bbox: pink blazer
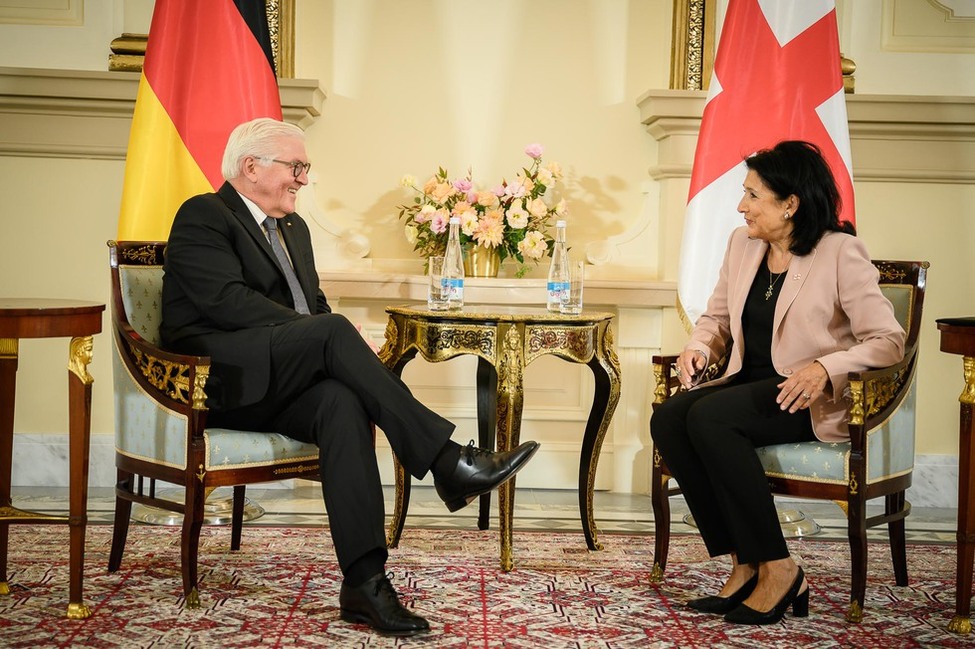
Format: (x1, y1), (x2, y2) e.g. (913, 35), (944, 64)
(686, 227), (906, 442)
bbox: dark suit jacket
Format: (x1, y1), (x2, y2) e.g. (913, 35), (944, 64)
(161, 182), (330, 410)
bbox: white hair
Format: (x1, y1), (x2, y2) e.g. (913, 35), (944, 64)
(221, 118), (305, 180)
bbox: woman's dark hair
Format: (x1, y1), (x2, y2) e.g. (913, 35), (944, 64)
(744, 140), (855, 255)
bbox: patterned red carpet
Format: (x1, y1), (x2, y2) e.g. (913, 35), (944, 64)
(0, 524), (967, 648)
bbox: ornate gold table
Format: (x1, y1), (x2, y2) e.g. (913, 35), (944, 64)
(0, 298), (104, 619)
(937, 316), (975, 635)
(379, 304), (621, 571)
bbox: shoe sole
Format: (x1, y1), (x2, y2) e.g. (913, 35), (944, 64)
(339, 610), (430, 637)
(443, 443), (540, 512)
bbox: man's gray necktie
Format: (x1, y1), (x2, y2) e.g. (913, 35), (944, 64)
(263, 217), (310, 314)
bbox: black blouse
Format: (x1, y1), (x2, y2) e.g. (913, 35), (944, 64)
(740, 258), (785, 382)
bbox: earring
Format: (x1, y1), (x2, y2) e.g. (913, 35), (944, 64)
(784, 212), (790, 219)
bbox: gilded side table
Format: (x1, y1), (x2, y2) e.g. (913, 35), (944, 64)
(937, 316), (975, 635)
(379, 305), (622, 571)
(0, 298), (104, 619)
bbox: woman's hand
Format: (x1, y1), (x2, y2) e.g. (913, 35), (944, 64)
(675, 349), (708, 390)
(777, 361), (829, 413)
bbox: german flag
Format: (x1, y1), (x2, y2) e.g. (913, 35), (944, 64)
(118, 0), (283, 240)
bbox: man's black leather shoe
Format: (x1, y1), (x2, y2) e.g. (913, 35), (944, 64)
(339, 573), (430, 636)
(434, 440), (540, 512)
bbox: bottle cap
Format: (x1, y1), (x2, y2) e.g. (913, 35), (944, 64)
(449, 216), (460, 224)
(556, 220), (566, 227)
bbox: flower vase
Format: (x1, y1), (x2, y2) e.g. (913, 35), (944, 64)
(463, 244), (501, 278)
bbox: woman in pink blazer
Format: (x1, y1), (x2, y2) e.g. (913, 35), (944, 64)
(651, 141), (905, 625)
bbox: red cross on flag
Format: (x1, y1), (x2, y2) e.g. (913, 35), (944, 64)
(678, 0), (855, 325)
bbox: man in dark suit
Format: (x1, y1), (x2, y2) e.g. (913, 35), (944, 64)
(161, 117), (539, 636)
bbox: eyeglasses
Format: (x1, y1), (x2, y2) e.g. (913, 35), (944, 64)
(263, 158), (311, 179)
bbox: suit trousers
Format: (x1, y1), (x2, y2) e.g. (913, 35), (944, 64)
(209, 313), (455, 572)
(650, 376), (815, 565)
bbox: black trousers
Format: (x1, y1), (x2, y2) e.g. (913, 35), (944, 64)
(650, 376), (815, 565)
(210, 313), (455, 573)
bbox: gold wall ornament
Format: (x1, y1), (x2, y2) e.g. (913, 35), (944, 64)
(962, 356), (975, 405)
(848, 470), (859, 496)
(107, 0), (295, 77)
(68, 335), (95, 385)
(670, 0), (716, 90)
(669, 1), (855, 94)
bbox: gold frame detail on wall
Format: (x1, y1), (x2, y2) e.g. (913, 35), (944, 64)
(670, 0), (716, 91)
(108, 0), (295, 79)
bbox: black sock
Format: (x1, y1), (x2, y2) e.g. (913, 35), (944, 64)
(344, 548), (387, 588)
(431, 439), (462, 481)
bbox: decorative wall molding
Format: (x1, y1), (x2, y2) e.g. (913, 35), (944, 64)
(0, 66), (326, 159)
(883, 0), (975, 53)
(0, 0), (83, 26)
(637, 89), (975, 183)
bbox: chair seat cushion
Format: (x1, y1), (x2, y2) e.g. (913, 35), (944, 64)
(204, 428), (319, 471)
(757, 441), (850, 484)
(757, 381), (916, 486)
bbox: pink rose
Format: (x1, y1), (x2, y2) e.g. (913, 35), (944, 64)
(453, 178), (473, 192)
(524, 143), (544, 159)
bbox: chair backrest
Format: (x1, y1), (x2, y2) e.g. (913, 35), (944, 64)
(872, 260), (928, 354)
(109, 241), (167, 346)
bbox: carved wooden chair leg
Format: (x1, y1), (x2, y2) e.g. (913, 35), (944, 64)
(181, 476), (206, 608)
(230, 485), (246, 552)
(650, 468), (672, 583)
(887, 491), (909, 586)
(107, 468), (134, 572)
(846, 496), (869, 623)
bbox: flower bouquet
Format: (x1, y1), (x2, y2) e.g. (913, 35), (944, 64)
(398, 144), (567, 277)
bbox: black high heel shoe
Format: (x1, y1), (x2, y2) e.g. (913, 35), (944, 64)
(687, 574), (758, 614)
(724, 567), (808, 625)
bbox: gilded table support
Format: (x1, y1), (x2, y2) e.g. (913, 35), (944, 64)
(379, 305), (621, 571)
(0, 299), (104, 619)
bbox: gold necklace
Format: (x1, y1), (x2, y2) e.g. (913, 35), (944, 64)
(765, 269), (784, 300)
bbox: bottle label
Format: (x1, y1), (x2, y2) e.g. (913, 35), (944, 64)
(444, 277), (464, 301)
(547, 281), (568, 301)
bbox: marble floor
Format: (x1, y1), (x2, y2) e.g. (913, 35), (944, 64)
(9, 484), (958, 544)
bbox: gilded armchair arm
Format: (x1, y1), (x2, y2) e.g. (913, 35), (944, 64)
(845, 347), (916, 451)
(651, 355), (681, 405)
(113, 321), (212, 412)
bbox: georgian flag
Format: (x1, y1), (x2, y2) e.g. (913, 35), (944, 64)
(118, 0), (282, 240)
(679, 0), (855, 324)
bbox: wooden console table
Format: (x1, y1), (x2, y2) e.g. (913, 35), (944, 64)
(379, 304), (622, 571)
(0, 298), (104, 619)
(936, 316), (975, 635)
